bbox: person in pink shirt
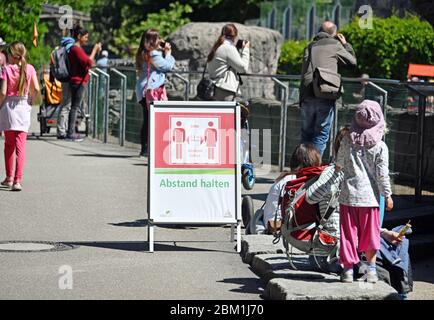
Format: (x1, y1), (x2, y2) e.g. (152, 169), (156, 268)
(0, 41), (41, 191)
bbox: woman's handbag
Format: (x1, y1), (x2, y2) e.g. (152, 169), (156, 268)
(143, 64), (168, 110)
(196, 63), (215, 101)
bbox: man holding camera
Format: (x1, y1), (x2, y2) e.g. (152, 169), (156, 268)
(299, 21), (357, 156)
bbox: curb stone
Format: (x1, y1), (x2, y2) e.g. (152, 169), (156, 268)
(240, 235), (304, 264)
(265, 278), (401, 300)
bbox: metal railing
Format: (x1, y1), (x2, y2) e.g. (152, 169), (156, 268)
(405, 84), (433, 202)
(88, 70), (99, 139)
(94, 68), (110, 143)
(272, 78), (289, 171)
(110, 68), (127, 146)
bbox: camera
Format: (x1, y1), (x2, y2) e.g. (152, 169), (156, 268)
(159, 40), (166, 49)
(236, 39), (245, 50)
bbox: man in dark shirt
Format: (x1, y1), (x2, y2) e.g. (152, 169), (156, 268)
(67, 25), (101, 141)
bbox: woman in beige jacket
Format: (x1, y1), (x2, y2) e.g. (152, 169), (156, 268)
(207, 24), (250, 101)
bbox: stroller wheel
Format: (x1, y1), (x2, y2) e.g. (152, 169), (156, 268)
(242, 164), (255, 190)
(241, 195), (254, 228)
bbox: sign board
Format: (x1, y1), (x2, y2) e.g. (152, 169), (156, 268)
(148, 101), (241, 251)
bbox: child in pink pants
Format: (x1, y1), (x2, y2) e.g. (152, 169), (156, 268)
(336, 100), (393, 283)
(0, 41), (40, 191)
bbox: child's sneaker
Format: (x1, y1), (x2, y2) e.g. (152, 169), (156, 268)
(366, 270), (378, 283)
(1, 178), (13, 188)
(12, 182), (22, 192)
(340, 270), (354, 283)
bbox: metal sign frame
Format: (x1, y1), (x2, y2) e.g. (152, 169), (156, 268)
(147, 101), (242, 252)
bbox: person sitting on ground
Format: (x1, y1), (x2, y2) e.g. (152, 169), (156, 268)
(245, 143), (322, 235)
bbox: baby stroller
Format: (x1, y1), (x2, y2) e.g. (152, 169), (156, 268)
(37, 73), (90, 137)
(37, 73), (61, 136)
(240, 101), (255, 190)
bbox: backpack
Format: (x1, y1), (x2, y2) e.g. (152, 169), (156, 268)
(276, 166), (340, 269)
(50, 46), (70, 83)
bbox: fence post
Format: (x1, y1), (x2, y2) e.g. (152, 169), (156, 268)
(94, 68), (110, 143)
(110, 68), (127, 146)
(272, 78), (289, 172)
(173, 73), (190, 101)
(415, 94), (427, 203)
(89, 70), (99, 139)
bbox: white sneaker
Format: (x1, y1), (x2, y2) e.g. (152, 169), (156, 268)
(367, 270), (378, 283)
(340, 271), (354, 283)
(12, 183), (22, 191)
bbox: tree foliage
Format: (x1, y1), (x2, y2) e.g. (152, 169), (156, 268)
(112, 2), (192, 56)
(278, 40), (308, 75)
(340, 15), (434, 80)
(0, 0), (50, 69)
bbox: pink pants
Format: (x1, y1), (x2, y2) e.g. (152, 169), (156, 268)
(339, 204), (381, 269)
(4, 130), (27, 183)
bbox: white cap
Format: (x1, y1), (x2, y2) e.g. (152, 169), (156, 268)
(101, 50), (108, 57)
(0, 37), (6, 46)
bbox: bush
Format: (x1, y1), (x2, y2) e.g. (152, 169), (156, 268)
(278, 40), (308, 75)
(340, 15), (434, 80)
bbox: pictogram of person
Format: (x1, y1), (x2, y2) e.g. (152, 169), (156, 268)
(204, 121), (218, 161)
(172, 121), (186, 160)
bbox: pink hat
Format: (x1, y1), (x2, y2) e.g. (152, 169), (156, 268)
(349, 100), (385, 147)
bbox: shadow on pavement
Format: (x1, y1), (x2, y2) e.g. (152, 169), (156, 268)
(245, 193), (267, 202)
(109, 219), (149, 227)
(133, 163), (148, 166)
(109, 220), (233, 230)
(392, 195), (434, 210)
(412, 258), (434, 285)
(254, 177), (275, 184)
(68, 153), (136, 159)
(217, 276), (264, 295)
(64, 241), (235, 253)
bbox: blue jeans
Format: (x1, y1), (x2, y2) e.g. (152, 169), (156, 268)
(300, 97), (336, 156)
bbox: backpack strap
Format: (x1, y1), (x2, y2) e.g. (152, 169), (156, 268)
(201, 62), (207, 80)
(317, 188), (340, 229)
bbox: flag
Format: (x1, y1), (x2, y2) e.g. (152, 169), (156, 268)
(33, 23), (38, 47)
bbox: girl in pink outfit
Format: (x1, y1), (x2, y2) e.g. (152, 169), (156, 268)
(335, 100), (393, 283)
(0, 41), (40, 191)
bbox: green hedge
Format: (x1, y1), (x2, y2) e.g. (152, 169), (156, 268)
(278, 39), (308, 75)
(340, 15), (434, 80)
(277, 15), (434, 80)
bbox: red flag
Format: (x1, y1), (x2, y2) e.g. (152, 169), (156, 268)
(33, 23), (38, 47)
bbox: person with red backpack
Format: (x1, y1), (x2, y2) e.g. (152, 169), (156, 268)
(244, 144), (323, 235)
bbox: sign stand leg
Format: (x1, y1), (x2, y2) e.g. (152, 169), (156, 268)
(149, 220), (154, 253)
(230, 224), (235, 242)
(237, 220), (241, 253)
